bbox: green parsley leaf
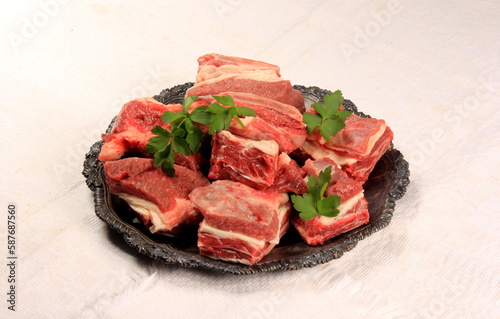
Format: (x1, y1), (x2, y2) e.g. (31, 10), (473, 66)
(151, 125), (172, 137)
(207, 103), (225, 113)
(232, 106), (256, 117)
(161, 144), (175, 177)
(153, 142), (175, 177)
(303, 112), (322, 135)
(317, 195), (341, 217)
(305, 175), (322, 203)
(189, 105), (213, 125)
(336, 109), (351, 120)
(290, 166), (342, 221)
(318, 118), (346, 143)
(323, 90), (344, 112)
(317, 167), (332, 192)
(172, 125), (187, 137)
(208, 109), (226, 134)
(312, 102), (331, 119)
(173, 136), (189, 156)
(146, 131), (169, 154)
(182, 95), (198, 112)
(209, 96), (256, 132)
(153, 143), (169, 167)
(185, 125), (205, 153)
(291, 193), (318, 221)
(162, 111), (185, 125)
(303, 90), (351, 143)
(212, 95), (235, 107)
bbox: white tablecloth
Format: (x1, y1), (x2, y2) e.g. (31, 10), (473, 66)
(1, 1), (499, 318)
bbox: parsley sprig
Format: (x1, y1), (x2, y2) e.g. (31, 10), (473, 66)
(290, 166), (341, 221)
(208, 96), (256, 134)
(146, 95), (256, 176)
(302, 90), (352, 142)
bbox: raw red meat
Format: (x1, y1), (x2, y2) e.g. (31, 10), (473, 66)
(187, 75), (305, 113)
(229, 116), (295, 152)
(292, 199), (369, 246)
(195, 53), (281, 83)
(188, 53), (305, 112)
(291, 158), (369, 245)
(301, 158), (363, 201)
(265, 153), (307, 194)
(104, 157), (210, 235)
(208, 92), (307, 153)
(208, 131), (280, 189)
(189, 180), (291, 264)
(98, 97), (204, 170)
(300, 112), (393, 181)
(99, 98), (174, 162)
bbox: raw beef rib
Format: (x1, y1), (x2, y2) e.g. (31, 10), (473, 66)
(104, 157), (210, 235)
(98, 97), (203, 170)
(208, 130), (280, 189)
(291, 158), (369, 245)
(300, 112), (393, 181)
(195, 53), (281, 83)
(187, 74), (305, 113)
(189, 180), (291, 265)
(188, 53), (305, 112)
(208, 130), (307, 193)
(208, 92), (307, 153)
(99, 98), (175, 162)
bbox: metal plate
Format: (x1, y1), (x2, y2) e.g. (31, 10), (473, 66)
(83, 83), (410, 274)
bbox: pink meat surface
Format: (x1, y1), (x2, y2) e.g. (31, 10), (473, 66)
(292, 198), (369, 246)
(189, 180), (290, 241)
(99, 98), (175, 162)
(302, 158), (363, 201)
(300, 112), (393, 181)
(323, 113), (387, 156)
(104, 157), (210, 234)
(197, 225), (277, 265)
(98, 97), (203, 170)
(189, 180), (291, 264)
(211, 92), (307, 153)
(291, 158), (369, 245)
(266, 153), (307, 194)
(186, 75), (305, 112)
(339, 127), (393, 180)
(195, 53), (281, 83)
(208, 131), (280, 189)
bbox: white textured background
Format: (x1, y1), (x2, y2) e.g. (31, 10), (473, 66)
(0, 1), (499, 318)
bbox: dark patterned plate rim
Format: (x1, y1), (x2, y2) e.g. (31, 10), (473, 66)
(82, 83), (410, 275)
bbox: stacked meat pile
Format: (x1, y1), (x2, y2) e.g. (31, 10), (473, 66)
(98, 53), (393, 265)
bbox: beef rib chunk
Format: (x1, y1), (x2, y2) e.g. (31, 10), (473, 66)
(300, 112), (393, 181)
(99, 98), (175, 162)
(210, 92), (307, 153)
(208, 131), (280, 189)
(189, 180), (291, 264)
(98, 97), (203, 170)
(188, 53), (305, 112)
(187, 74), (305, 113)
(302, 158), (363, 201)
(195, 53), (281, 83)
(291, 158), (369, 245)
(104, 157), (210, 235)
